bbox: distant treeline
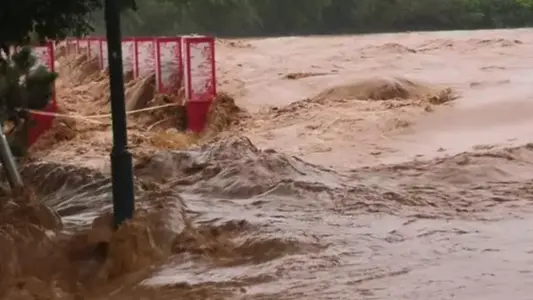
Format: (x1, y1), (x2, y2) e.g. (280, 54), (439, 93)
(91, 0), (533, 37)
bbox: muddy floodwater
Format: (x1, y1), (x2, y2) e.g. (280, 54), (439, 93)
(3, 28), (533, 300)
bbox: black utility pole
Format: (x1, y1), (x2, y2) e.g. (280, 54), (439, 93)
(104, 0), (135, 228)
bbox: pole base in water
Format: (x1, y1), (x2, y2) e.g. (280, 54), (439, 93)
(0, 132), (23, 190)
(110, 147), (135, 228)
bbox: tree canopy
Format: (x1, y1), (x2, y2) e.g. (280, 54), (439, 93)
(90, 0), (533, 37)
(0, 0), (136, 47)
(0, 0), (137, 156)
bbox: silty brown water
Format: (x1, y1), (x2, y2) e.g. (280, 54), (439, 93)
(3, 28), (533, 299)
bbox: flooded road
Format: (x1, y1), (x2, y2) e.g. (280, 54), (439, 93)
(3, 28), (533, 299)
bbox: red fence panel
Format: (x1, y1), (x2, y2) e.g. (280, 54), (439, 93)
(155, 37), (182, 94)
(78, 38), (90, 55)
(87, 37), (101, 60)
(182, 36), (216, 102)
(182, 36), (216, 132)
(28, 35), (218, 143)
(28, 41), (57, 146)
(65, 38), (77, 55)
(121, 37), (135, 75)
(100, 39), (108, 69)
(134, 37), (155, 79)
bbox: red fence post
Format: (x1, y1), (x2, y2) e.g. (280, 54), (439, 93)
(181, 36), (217, 133)
(99, 38), (104, 70)
(133, 37), (139, 78)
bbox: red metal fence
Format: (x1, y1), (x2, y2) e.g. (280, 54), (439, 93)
(29, 36), (217, 145)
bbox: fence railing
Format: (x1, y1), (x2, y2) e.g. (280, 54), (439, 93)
(27, 36), (217, 145)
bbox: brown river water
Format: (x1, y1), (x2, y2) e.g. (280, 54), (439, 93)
(2, 28), (533, 299)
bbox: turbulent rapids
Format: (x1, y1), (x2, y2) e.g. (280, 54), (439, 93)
(3, 28), (533, 299)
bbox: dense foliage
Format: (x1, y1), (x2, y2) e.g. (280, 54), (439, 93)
(91, 0), (533, 37)
(0, 48), (57, 119)
(0, 0), (136, 154)
(0, 47), (58, 156)
(0, 0), (136, 47)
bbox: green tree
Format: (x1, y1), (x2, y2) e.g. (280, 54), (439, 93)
(91, 0), (533, 37)
(0, 0), (137, 155)
(0, 0), (137, 47)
